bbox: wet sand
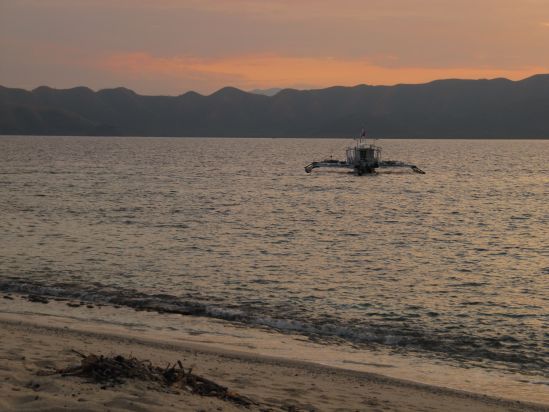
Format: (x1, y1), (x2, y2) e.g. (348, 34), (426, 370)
(1, 310), (547, 412)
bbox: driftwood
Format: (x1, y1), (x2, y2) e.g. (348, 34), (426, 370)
(26, 294), (49, 304)
(49, 351), (254, 407)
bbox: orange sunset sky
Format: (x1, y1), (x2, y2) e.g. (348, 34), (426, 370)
(1, 0), (549, 95)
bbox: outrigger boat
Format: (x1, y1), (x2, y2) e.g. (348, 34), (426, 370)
(304, 132), (425, 175)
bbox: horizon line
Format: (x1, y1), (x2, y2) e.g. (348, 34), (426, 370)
(2, 73), (548, 98)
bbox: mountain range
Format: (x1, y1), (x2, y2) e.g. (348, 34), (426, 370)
(1, 75), (548, 138)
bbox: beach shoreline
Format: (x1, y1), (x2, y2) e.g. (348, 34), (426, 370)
(1, 305), (547, 411)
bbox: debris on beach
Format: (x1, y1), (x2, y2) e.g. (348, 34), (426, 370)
(45, 350), (254, 407)
(26, 295), (49, 304)
(66, 302), (81, 307)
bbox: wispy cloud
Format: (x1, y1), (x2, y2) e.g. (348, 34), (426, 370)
(3, 1), (549, 93)
(96, 52), (548, 94)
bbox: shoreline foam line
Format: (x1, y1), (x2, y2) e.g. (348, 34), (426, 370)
(1, 280), (546, 377)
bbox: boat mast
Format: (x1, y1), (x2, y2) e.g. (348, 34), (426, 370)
(356, 127), (366, 147)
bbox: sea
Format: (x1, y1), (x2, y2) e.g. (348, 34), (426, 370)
(0, 136), (547, 402)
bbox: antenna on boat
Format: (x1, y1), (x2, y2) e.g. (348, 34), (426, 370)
(355, 127), (366, 146)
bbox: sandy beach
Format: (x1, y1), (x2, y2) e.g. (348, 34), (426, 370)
(1, 299), (547, 412)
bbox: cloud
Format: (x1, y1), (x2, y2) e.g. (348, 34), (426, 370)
(3, 1), (549, 93)
(96, 52), (548, 94)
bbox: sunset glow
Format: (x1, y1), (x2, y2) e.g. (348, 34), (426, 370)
(99, 52), (547, 94)
(1, 0), (549, 94)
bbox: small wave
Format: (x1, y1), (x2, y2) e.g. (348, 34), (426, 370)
(0, 278), (547, 377)
(450, 282), (489, 287)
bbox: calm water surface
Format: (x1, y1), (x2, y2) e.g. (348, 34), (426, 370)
(0, 136), (547, 379)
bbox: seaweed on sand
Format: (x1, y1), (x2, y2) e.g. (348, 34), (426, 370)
(42, 350), (254, 407)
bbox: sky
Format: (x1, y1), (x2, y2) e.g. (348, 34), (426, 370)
(1, 0), (549, 95)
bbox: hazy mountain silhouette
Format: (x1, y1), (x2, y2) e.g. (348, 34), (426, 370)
(249, 88), (283, 96)
(1, 75), (548, 137)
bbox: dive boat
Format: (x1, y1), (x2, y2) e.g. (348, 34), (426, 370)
(304, 132), (425, 175)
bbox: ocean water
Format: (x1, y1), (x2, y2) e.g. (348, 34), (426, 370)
(0, 136), (547, 383)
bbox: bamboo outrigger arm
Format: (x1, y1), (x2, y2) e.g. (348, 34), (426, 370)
(304, 161), (350, 173)
(304, 160), (425, 174)
(378, 160), (426, 174)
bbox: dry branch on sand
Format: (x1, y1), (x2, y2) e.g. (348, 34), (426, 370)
(41, 350), (254, 407)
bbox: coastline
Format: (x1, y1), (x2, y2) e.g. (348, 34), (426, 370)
(1, 298), (547, 411)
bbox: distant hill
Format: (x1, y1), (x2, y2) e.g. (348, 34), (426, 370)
(1, 75), (549, 138)
(249, 88), (283, 96)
